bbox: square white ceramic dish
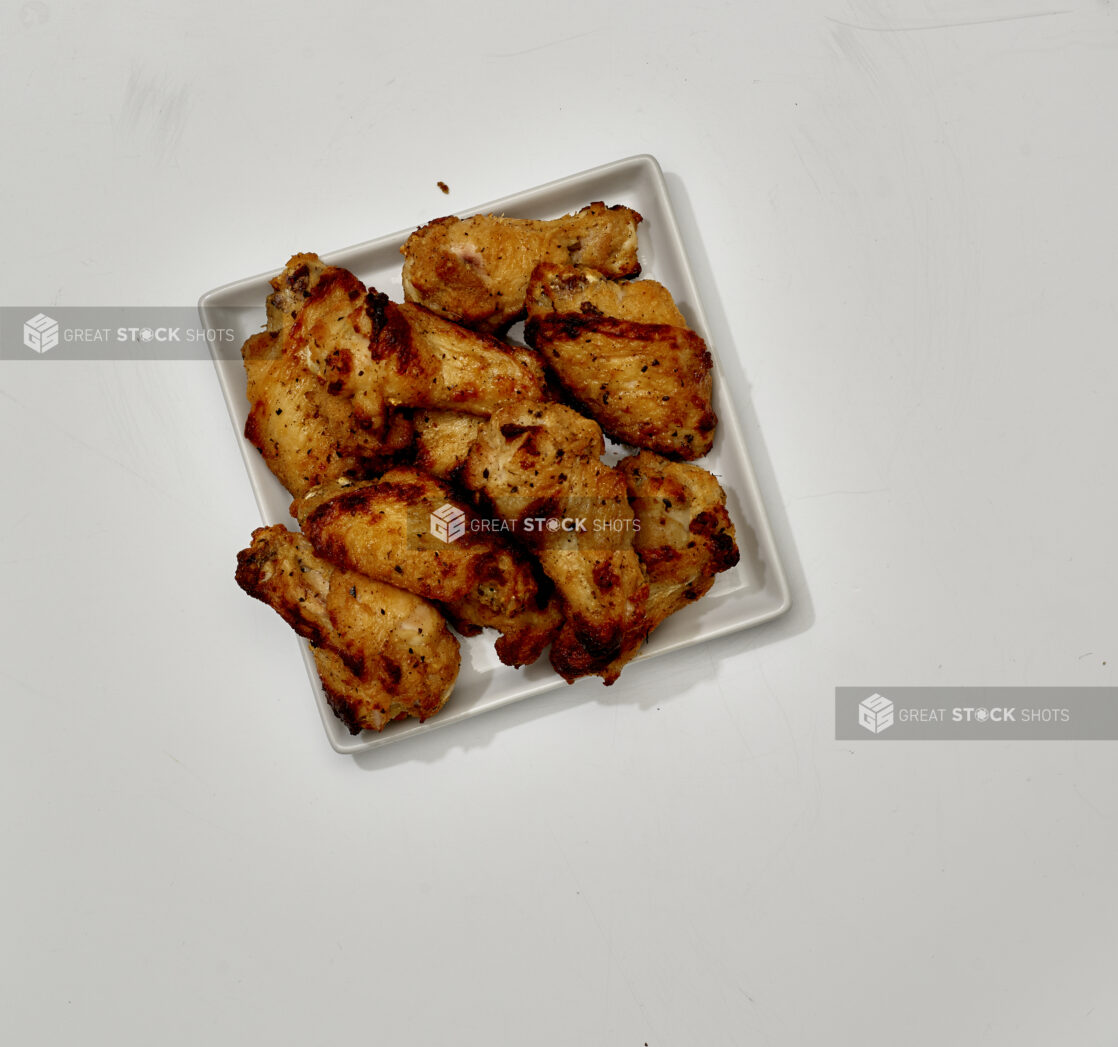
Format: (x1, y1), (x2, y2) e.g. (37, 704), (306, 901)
(200, 154), (790, 753)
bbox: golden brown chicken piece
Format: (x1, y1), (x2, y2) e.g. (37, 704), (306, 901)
(524, 263), (717, 461)
(600, 451), (740, 677)
(412, 408), (483, 485)
(242, 329), (413, 500)
(234, 525), (460, 733)
(525, 262), (687, 325)
(292, 468), (561, 668)
(400, 203), (642, 333)
(461, 403), (649, 684)
(242, 253), (418, 499)
(273, 254), (549, 425)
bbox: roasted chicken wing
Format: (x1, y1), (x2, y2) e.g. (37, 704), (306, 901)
(525, 261), (687, 325)
(400, 203), (642, 333)
(524, 263), (717, 460)
(272, 254), (549, 423)
(461, 403), (649, 683)
(241, 253), (415, 498)
(293, 468), (561, 668)
(234, 525), (460, 733)
(600, 451), (740, 677)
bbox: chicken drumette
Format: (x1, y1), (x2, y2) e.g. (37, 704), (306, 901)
(234, 525), (460, 733)
(241, 254), (413, 498)
(262, 253), (549, 437)
(400, 202), (642, 333)
(600, 450), (741, 677)
(292, 467), (561, 668)
(461, 403), (650, 684)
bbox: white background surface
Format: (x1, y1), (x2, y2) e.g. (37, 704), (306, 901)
(2, 2), (1116, 1044)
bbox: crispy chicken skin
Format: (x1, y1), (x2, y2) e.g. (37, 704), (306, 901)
(242, 329), (413, 500)
(600, 451), (740, 677)
(412, 408), (483, 485)
(525, 262), (687, 326)
(242, 254), (417, 499)
(461, 403), (649, 684)
(265, 251), (328, 334)
(292, 468), (561, 668)
(273, 254), (549, 424)
(400, 203), (642, 333)
(234, 525), (459, 733)
(524, 263), (717, 461)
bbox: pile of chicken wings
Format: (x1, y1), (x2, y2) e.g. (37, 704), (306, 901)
(235, 203), (740, 734)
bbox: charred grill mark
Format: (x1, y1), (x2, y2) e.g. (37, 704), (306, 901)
(639, 545), (682, 571)
(243, 404), (264, 448)
(336, 645), (366, 681)
(233, 544), (269, 594)
(690, 509), (740, 571)
(365, 290), (392, 337)
(381, 658), (403, 695)
(592, 560), (620, 591)
(535, 313), (701, 348)
(304, 266), (365, 308)
(304, 528), (357, 575)
(577, 630), (622, 663)
(545, 312), (598, 343)
(365, 292), (417, 371)
(551, 617), (625, 678)
(520, 495), (562, 526)
(305, 479), (444, 538)
(710, 530), (740, 571)
(311, 489), (374, 520)
(499, 422), (543, 441)
(321, 684), (363, 735)
(372, 480), (430, 506)
(606, 202), (643, 220)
